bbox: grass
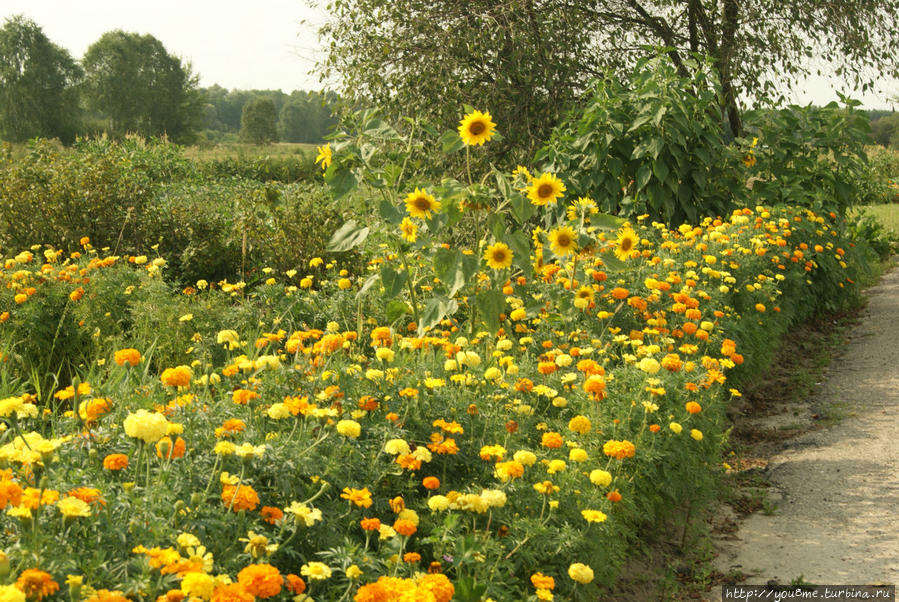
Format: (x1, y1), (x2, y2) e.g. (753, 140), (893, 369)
(854, 203), (899, 236)
(182, 141), (317, 161)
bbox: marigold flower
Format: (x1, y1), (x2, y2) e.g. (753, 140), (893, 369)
(210, 583), (254, 602)
(567, 415), (591, 435)
(300, 562), (332, 581)
(360, 517), (381, 531)
(393, 519), (417, 537)
(341, 487), (373, 508)
(691, 429), (704, 441)
(113, 348), (141, 367)
(15, 569), (59, 600)
(160, 366), (193, 388)
(685, 401), (702, 414)
(540, 432), (564, 449)
(260, 506), (284, 525)
(156, 437), (186, 460)
(57, 496), (91, 518)
(531, 572), (555, 590)
(237, 563), (283, 599)
(336, 420), (361, 438)
(602, 439), (636, 460)
(221, 484), (260, 512)
(123, 409), (170, 443)
(422, 476), (440, 490)
(589, 469), (612, 487)
(568, 563), (595, 584)
(581, 509), (607, 523)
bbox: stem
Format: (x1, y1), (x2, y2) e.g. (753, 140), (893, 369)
(398, 251), (421, 327)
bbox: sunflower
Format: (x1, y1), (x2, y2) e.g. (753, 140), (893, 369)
(404, 188), (441, 219)
(458, 110), (497, 146)
(484, 242), (514, 270)
(399, 217), (417, 243)
(314, 144), (332, 170)
(526, 173), (566, 206)
(614, 227), (639, 261)
(548, 226), (578, 257)
(575, 286), (595, 303)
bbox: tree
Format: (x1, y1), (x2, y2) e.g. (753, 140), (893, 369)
(240, 97), (278, 144)
(0, 15), (82, 143)
(82, 31), (202, 142)
(316, 0), (899, 154)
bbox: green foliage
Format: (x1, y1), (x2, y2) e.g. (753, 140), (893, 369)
(869, 113), (899, 148)
(743, 99), (873, 215)
(200, 153), (316, 184)
(0, 15), (82, 143)
(240, 97), (279, 145)
(0, 138), (355, 285)
(318, 0), (899, 157)
(537, 56), (743, 225)
(854, 146), (899, 205)
(82, 30), (202, 143)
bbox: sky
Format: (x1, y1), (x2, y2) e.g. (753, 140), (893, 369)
(2, 1), (897, 108)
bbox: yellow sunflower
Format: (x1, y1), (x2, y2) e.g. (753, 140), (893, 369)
(314, 144), (332, 170)
(548, 226), (578, 257)
(526, 172), (566, 206)
(614, 227), (639, 261)
(399, 217), (417, 243)
(484, 242), (514, 270)
(575, 285), (595, 303)
(404, 188), (441, 219)
(458, 110), (497, 146)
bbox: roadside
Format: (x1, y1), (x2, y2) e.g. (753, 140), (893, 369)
(711, 260), (899, 589)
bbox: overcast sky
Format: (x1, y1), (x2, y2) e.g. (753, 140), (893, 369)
(2, 1), (897, 109)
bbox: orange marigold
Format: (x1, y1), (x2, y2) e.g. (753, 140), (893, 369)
(422, 476), (440, 490)
(285, 574), (306, 595)
(221, 484), (260, 512)
(113, 348), (142, 367)
(685, 401), (702, 414)
(260, 506), (284, 525)
(540, 432), (564, 449)
(360, 517), (381, 531)
(602, 439), (636, 460)
(210, 583), (255, 602)
(103, 454), (129, 471)
(160, 366), (192, 388)
(393, 519), (417, 537)
(530, 572), (555, 590)
(237, 564), (283, 599)
(156, 436), (186, 459)
(15, 569), (59, 600)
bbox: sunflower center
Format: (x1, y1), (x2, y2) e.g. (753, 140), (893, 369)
(620, 237), (633, 252)
(493, 249), (507, 262)
(469, 121), (486, 135)
(556, 233), (571, 247)
(413, 197), (431, 211)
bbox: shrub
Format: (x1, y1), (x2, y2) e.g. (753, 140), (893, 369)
(536, 56), (745, 225)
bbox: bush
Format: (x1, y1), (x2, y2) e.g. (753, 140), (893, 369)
(743, 100), (872, 215)
(536, 56), (745, 225)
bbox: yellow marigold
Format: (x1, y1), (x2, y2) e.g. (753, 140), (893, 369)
(160, 366), (193, 388)
(300, 562), (332, 581)
(567, 415), (592, 435)
(232, 389), (258, 405)
(0, 585), (25, 602)
(56, 496), (91, 518)
(113, 348), (141, 367)
(15, 569), (59, 600)
(341, 487), (373, 508)
(589, 469), (612, 487)
(581, 509), (607, 523)
(180, 573), (214, 599)
(602, 439), (636, 460)
(237, 564), (283, 599)
(568, 563), (595, 584)
(530, 572), (555, 590)
(123, 409), (169, 443)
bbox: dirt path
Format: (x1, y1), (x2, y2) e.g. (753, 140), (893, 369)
(713, 264), (899, 588)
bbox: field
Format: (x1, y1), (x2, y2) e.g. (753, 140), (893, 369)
(0, 112), (895, 601)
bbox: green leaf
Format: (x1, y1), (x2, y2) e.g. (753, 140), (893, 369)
(506, 230), (533, 278)
(380, 265), (408, 298)
(420, 297), (459, 333)
(439, 130), (464, 154)
(474, 289), (506, 334)
(355, 274), (379, 299)
(493, 169), (514, 200)
(324, 167), (357, 200)
(487, 213), (506, 241)
(636, 164), (652, 190)
(379, 199), (404, 225)
(327, 220), (369, 252)
(386, 299), (412, 322)
(591, 212), (625, 230)
(599, 250), (628, 272)
(510, 192), (536, 224)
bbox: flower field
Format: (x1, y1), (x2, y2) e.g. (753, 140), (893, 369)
(0, 112), (876, 601)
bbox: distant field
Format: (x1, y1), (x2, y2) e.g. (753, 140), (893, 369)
(183, 141), (318, 161)
(856, 204), (899, 235)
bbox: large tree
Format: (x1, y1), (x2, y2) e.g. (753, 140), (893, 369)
(0, 15), (82, 143)
(316, 0), (899, 155)
(240, 97), (279, 144)
(82, 31), (202, 142)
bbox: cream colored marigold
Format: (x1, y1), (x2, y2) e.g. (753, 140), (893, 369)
(123, 409), (169, 443)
